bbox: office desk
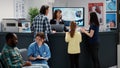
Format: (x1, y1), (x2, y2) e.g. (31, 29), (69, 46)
(48, 32), (117, 68)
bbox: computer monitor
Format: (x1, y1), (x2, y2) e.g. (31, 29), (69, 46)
(52, 7), (84, 27)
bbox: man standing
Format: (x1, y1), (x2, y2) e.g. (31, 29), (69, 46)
(1, 33), (31, 68)
(31, 5), (52, 41)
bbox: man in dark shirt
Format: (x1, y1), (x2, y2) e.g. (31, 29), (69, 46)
(1, 33), (31, 68)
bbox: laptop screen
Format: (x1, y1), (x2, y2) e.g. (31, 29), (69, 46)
(51, 24), (64, 32)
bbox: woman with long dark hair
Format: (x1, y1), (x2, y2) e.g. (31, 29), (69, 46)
(81, 12), (100, 68)
(65, 21), (82, 68)
(50, 9), (68, 32)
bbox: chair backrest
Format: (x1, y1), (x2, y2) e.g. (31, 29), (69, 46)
(19, 48), (28, 61)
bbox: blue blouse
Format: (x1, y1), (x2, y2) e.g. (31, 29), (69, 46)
(88, 24), (99, 44)
(28, 42), (51, 64)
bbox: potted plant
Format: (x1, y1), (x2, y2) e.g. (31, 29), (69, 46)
(28, 7), (39, 23)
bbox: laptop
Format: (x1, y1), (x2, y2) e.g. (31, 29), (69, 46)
(51, 24), (64, 32)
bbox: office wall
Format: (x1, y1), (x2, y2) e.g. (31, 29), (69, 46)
(0, 0), (14, 31)
(26, 0), (107, 30)
(0, 1), (28, 19)
(0, 0), (32, 21)
(0, 0), (106, 30)
(0, 0), (29, 31)
(24, 0), (29, 19)
(0, 0), (54, 31)
(53, 0), (106, 30)
(26, 0), (44, 20)
(0, 0), (14, 21)
(28, 0), (54, 19)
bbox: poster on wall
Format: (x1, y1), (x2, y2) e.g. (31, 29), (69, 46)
(14, 0), (25, 18)
(106, 13), (117, 28)
(88, 3), (106, 32)
(88, 3), (104, 25)
(106, 0), (117, 11)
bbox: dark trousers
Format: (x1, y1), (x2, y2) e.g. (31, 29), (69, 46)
(87, 42), (100, 68)
(69, 54), (80, 68)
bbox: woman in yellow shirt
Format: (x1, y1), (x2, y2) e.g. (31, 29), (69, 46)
(65, 21), (82, 68)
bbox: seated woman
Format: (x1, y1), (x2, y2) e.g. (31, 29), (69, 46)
(50, 9), (68, 32)
(28, 32), (51, 67)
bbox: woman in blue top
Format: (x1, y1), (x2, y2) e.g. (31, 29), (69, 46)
(81, 12), (100, 68)
(28, 32), (51, 67)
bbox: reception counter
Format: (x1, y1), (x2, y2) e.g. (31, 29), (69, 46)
(0, 32), (118, 68)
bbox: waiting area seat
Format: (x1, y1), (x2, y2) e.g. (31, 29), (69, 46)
(19, 48), (28, 61)
(0, 49), (49, 68)
(0, 49), (28, 68)
(19, 48), (49, 68)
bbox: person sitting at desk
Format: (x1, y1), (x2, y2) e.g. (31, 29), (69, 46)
(50, 9), (68, 32)
(1, 33), (31, 68)
(28, 32), (51, 66)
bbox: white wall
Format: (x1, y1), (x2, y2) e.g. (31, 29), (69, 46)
(0, 0), (14, 31)
(0, 0), (30, 21)
(0, 0), (14, 21)
(24, 0), (30, 19)
(53, 0), (68, 7)
(0, 0), (30, 31)
(27, 0), (54, 20)
(0, 0), (59, 22)
(53, 0), (106, 30)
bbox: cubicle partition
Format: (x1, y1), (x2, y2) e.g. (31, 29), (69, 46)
(0, 32), (117, 68)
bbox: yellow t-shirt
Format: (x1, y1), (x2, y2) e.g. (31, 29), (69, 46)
(65, 32), (82, 54)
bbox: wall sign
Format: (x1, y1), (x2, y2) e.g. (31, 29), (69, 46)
(14, 0), (25, 18)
